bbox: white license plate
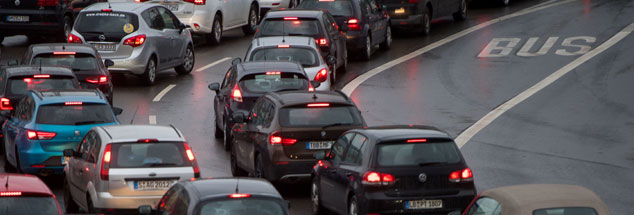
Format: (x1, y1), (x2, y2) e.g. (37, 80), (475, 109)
(93, 43), (116, 51)
(306, 141), (334, 150)
(166, 4), (178, 11)
(6, 15), (29, 23)
(134, 180), (175, 190)
(406, 200), (442, 209)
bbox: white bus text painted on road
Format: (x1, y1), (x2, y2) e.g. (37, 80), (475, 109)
(478, 36), (596, 57)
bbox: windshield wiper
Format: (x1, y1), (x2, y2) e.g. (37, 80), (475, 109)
(74, 120), (106, 125)
(321, 123), (353, 130)
(148, 163), (179, 167)
(418, 162), (448, 167)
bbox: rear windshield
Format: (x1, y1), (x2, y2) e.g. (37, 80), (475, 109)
(299, 0), (355, 17)
(377, 141), (462, 167)
(250, 47), (320, 67)
(533, 208), (598, 215)
(7, 76), (77, 97)
(36, 103), (115, 125)
(33, 53), (99, 71)
(0, 197), (59, 214)
(239, 73), (309, 93)
(110, 142), (191, 168)
(76, 11), (139, 34)
(258, 18), (323, 38)
(199, 198), (284, 215)
(279, 105), (363, 127)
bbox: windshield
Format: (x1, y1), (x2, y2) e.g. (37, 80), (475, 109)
(299, 0), (355, 17)
(279, 105), (364, 127)
(110, 142), (192, 168)
(7, 76), (77, 97)
(250, 48), (320, 67)
(258, 19), (323, 38)
(36, 103), (115, 125)
(199, 198), (284, 215)
(0, 197), (60, 215)
(76, 11), (139, 34)
(239, 73), (310, 93)
(33, 53), (98, 71)
(376, 141), (462, 167)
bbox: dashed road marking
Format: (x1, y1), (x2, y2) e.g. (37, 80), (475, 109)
(195, 57), (231, 72)
(149, 115), (157, 125)
(153, 84), (176, 102)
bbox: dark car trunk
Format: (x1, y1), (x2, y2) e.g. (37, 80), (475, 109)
(280, 126), (360, 159)
(375, 165), (469, 197)
(379, 0), (418, 19)
(0, 0), (55, 10)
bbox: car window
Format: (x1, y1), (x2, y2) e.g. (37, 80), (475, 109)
(466, 197), (501, 215)
(376, 140), (462, 167)
(0, 197), (60, 214)
(157, 7), (178, 29)
(158, 185), (189, 215)
(33, 53), (98, 71)
(88, 133), (102, 163)
(76, 11), (139, 34)
(366, 0), (379, 12)
(360, 0), (371, 15)
(343, 134), (366, 165)
(142, 7), (165, 30)
(279, 105), (364, 127)
(17, 96), (35, 121)
(81, 131), (96, 161)
(110, 142), (190, 168)
(238, 73), (310, 93)
(6, 76), (77, 97)
(199, 198), (284, 215)
(250, 47), (320, 67)
(261, 99), (276, 128)
(221, 68), (232, 89)
(36, 103), (115, 125)
(331, 133), (355, 163)
(258, 18), (323, 38)
(299, 0), (355, 17)
(533, 207), (598, 215)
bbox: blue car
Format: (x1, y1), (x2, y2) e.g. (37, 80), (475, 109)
(2, 90), (121, 176)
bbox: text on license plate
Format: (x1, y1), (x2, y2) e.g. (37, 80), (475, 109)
(6, 15), (29, 22)
(134, 180), (175, 190)
(406, 200), (442, 209)
(306, 141), (334, 150)
(166, 4), (178, 11)
(93, 43), (116, 51)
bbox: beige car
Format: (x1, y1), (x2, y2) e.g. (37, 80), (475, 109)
(462, 184), (609, 215)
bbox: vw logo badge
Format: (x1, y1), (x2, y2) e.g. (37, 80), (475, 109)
(74, 131), (81, 136)
(14, 0), (20, 6)
(98, 35), (106, 41)
(320, 131), (326, 138)
(418, 173), (427, 183)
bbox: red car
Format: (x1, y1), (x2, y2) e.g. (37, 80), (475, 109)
(0, 173), (63, 215)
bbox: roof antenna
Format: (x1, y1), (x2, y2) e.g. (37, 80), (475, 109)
(282, 18), (286, 43)
(234, 178), (240, 194)
(39, 59), (42, 74)
(5, 175), (9, 188)
(108, 1), (112, 8)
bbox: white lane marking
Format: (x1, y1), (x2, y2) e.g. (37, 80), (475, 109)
(341, 0), (577, 95)
(455, 21), (634, 148)
(149, 115), (157, 125)
(152, 84), (176, 102)
(195, 57), (231, 72)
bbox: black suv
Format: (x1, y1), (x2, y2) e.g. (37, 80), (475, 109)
(229, 90), (366, 183)
(379, 0), (467, 35)
(311, 125), (476, 215)
(298, 0), (391, 60)
(0, 0), (98, 42)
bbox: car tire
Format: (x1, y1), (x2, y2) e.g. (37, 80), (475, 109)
(230, 145), (248, 176)
(421, 7), (431, 35)
(143, 57), (157, 85)
(175, 45), (195, 74)
(380, 25), (392, 50)
(254, 154), (266, 179)
(59, 16), (72, 42)
(0, 35), (4, 44)
(86, 196), (95, 213)
(361, 35), (372, 61)
(64, 180), (80, 213)
(13, 147), (21, 173)
(207, 15), (222, 45)
(348, 195), (359, 215)
(453, 0), (467, 21)
(311, 180), (328, 215)
(242, 5), (258, 35)
(223, 118), (231, 151)
(338, 49), (348, 73)
(500, 0), (510, 6)
(3, 145), (14, 172)
(214, 120), (223, 138)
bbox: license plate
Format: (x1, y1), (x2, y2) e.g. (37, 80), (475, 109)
(394, 8), (405, 14)
(134, 180), (175, 190)
(406, 200), (442, 209)
(6, 15), (29, 23)
(306, 141), (334, 150)
(92, 43), (116, 51)
(166, 4), (178, 11)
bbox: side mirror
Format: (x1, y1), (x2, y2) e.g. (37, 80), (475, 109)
(232, 112), (246, 124)
(104, 59), (114, 67)
(112, 107), (123, 116)
(327, 55), (336, 66)
(310, 80), (321, 89)
(208, 83), (220, 92)
(7, 60), (18, 66)
(63, 149), (78, 157)
(314, 151), (326, 160)
(231, 58), (242, 66)
(138, 205), (153, 215)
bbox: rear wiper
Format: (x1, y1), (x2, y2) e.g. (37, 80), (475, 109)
(321, 122), (352, 130)
(418, 162), (448, 167)
(287, 33), (307, 36)
(74, 120), (106, 125)
(148, 163), (179, 167)
(80, 31), (105, 34)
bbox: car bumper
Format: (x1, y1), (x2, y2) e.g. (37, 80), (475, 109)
(176, 10), (213, 34)
(345, 30), (366, 50)
(18, 147), (65, 175)
(259, 0), (290, 9)
(362, 189), (476, 214)
(94, 192), (162, 210)
(105, 46), (152, 75)
(265, 159), (314, 182)
(390, 14), (424, 27)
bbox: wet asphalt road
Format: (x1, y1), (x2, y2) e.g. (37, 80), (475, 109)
(1, 0), (633, 214)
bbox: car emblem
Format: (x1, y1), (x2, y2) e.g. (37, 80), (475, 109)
(74, 131), (81, 136)
(14, 0), (20, 6)
(320, 131), (326, 138)
(418, 173), (427, 183)
(98, 35), (106, 41)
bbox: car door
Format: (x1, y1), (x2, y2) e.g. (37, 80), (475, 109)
(71, 131), (97, 208)
(156, 7), (183, 67)
(323, 14), (345, 68)
(141, 7), (171, 67)
(333, 133), (367, 212)
(68, 134), (91, 208)
(224, 0), (241, 27)
(366, 0), (387, 42)
(320, 132), (354, 210)
(235, 100), (262, 170)
(157, 184), (190, 215)
(3, 98), (27, 164)
(217, 66), (237, 129)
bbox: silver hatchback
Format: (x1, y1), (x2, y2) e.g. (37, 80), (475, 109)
(69, 3), (195, 85)
(62, 125), (200, 213)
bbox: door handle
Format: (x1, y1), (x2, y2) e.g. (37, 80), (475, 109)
(345, 172), (352, 177)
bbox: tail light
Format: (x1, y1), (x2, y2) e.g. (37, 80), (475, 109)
(314, 68), (328, 83)
(123, 34), (146, 47)
(68, 34), (82, 44)
(86, 76), (108, 84)
(184, 0), (205, 5)
(0, 192), (22, 196)
(307, 103), (329, 107)
(269, 132), (297, 146)
(229, 193), (251, 198)
(0, 98), (12, 111)
(408, 0), (419, 3)
(134, 0), (148, 2)
(362, 171), (395, 186)
(231, 84), (243, 102)
(37, 0), (58, 6)
(183, 142), (200, 178)
(449, 168), (473, 183)
(316, 38), (328, 46)
(100, 144), (112, 180)
(283, 17), (298, 20)
(26, 130), (57, 140)
(347, 19), (361, 30)
(64, 101), (83, 105)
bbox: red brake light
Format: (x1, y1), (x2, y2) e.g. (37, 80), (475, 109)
(362, 171), (395, 186)
(283, 17), (298, 20)
(137, 139), (158, 143)
(68, 34), (82, 44)
(266, 71), (281, 75)
(408, 0), (419, 3)
(449, 168), (473, 182)
(316, 38), (328, 46)
(183, 142), (200, 177)
(27, 130), (57, 140)
(101, 144), (111, 180)
(0, 98), (12, 111)
(347, 19), (361, 31)
(407, 139), (427, 143)
(86, 76), (108, 84)
(123, 34), (146, 47)
(307, 103), (330, 107)
(229, 193), (251, 198)
(184, 143), (195, 161)
(461, 168), (473, 180)
(134, 0), (149, 2)
(53, 52), (76, 55)
(269, 132), (297, 146)
(278, 44), (290, 48)
(318, 0), (335, 1)
(231, 84), (243, 102)
(37, 0), (58, 6)
(314, 68), (328, 82)
(33, 75), (50, 78)
(0, 192), (22, 196)
(65, 101), (82, 106)
(184, 0), (205, 5)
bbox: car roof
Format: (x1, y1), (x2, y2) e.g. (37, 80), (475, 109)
(0, 173), (54, 196)
(352, 125), (451, 141)
(480, 184), (610, 215)
(265, 9), (324, 19)
(265, 90), (352, 106)
(83, 2), (150, 13)
(237, 61), (305, 76)
(185, 178), (281, 200)
(98, 125), (184, 143)
(31, 89), (106, 105)
(252, 36), (317, 48)
(2, 66), (76, 77)
(28, 43), (98, 56)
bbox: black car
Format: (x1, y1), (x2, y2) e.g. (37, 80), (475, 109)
(298, 0), (391, 60)
(379, 0), (467, 35)
(230, 90), (366, 183)
(0, 0), (98, 43)
(208, 61), (316, 151)
(311, 125), (477, 215)
(138, 178), (289, 215)
(20, 43), (115, 104)
(255, 9), (348, 73)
